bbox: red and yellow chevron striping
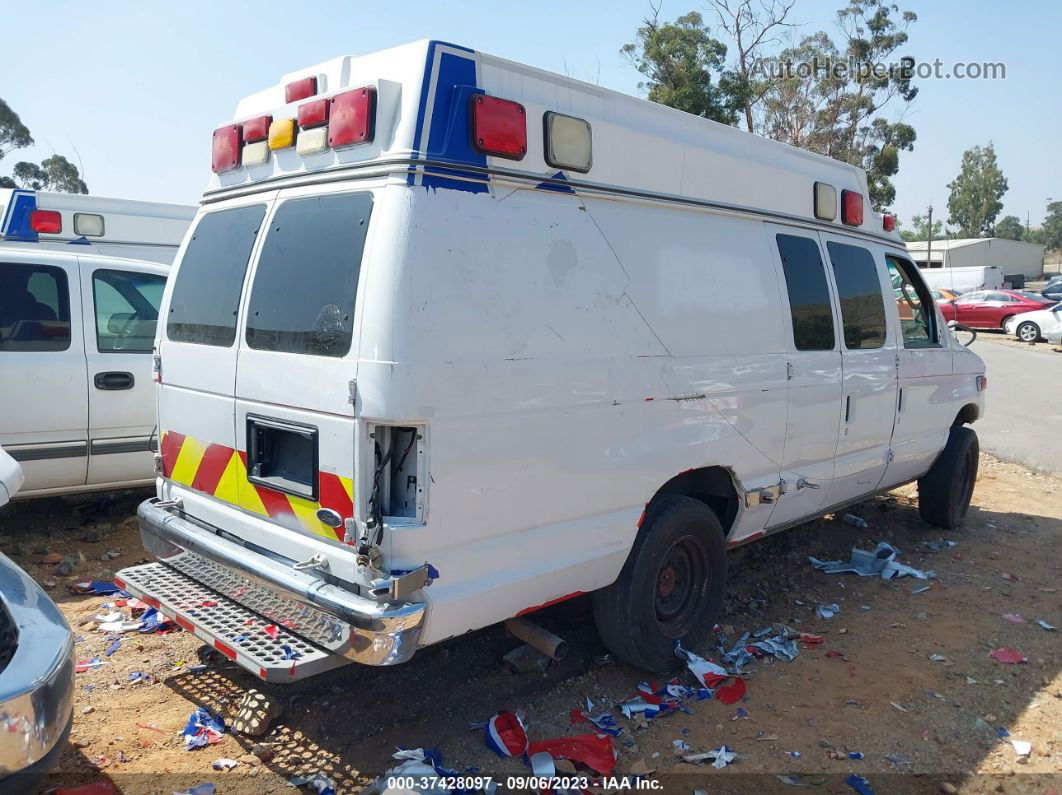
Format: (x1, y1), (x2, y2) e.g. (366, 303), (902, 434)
(158, 430), (354, 542)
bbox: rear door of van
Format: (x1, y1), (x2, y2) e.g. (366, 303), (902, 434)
(231, 184), (371, 550)
(156, 192), (275, 522)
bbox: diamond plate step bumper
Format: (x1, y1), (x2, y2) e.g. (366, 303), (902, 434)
(116, 562), (350, 682)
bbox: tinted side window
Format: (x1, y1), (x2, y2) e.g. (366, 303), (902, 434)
(246, 193), (373, 357)
(0, 263), (71, 352)
(167, 205), (266, 346)
(776, 234), (835, 351)
(886, 255), (938, 348)
(93, 269), (167, 353)
(825, 242), (887, 350)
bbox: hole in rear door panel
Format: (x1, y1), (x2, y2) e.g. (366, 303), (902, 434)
(247, 415), (318, 501)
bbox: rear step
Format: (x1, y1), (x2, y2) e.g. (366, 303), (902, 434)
(116, 562), (351, 682)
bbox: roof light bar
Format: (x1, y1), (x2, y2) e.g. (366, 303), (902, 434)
(882, 213), (897, 232)
(296, 126), (328, 155)
(329, 87), (376, 148)
(243, 115), (271, 143)
(841, 189), (864, 226)
(268, 118), (296, 150)
(211, 124), (242, 173)
(544, 112), (592, 172)
(73, 212), (104, 237)
(471, 94), (527, 160)
(285, 76), (317, 103)
(30, 209), (62, 234)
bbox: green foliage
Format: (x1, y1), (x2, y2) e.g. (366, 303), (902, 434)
(1041, 201), (1062, 252)
(899, 212), (943, 242)
(0, 98), (33, 160)
(622, 10), (744, 124)
(992, 215), (1025, 241)
(946, 143), (1008, 237)
(0, 98), (88, 194)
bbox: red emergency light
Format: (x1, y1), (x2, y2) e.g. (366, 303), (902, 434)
(285, 76), (317, 103)
(212, 124), (242, 173)
(841, 189), (864, 226)
(30, 209), (62, 234)
(242, 115), (271, 143)
(298, 99), (329, 129)
(329, 87), (376, 148)
(471, 94), (526, 160)
(882, 213), (897, 232)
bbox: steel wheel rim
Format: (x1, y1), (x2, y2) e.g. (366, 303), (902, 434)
(655, 534), (709, 634)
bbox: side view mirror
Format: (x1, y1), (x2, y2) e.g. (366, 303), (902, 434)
(948, 320), (977, 347)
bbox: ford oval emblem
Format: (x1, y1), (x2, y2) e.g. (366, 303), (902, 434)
(316, 508), (344, 528)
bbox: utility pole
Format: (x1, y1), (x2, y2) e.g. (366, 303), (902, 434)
(926, 205), (934, 272)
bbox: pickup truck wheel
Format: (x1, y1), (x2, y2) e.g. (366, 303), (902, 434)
(593, 495), (726, 673)
(918, 426), (979, 529)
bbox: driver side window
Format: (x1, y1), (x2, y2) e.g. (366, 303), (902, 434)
(886, 255), (939, 348)
(92, 269), (166, 353)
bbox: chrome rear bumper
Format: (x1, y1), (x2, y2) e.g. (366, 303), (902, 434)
(126, 499), (424, 667)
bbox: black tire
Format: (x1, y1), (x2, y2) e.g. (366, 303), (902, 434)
(918, 426), (979, 529)
(1016, 321), (1040, 343)
(593, 495), (726, 673)
(1000, 315), (1014, 330)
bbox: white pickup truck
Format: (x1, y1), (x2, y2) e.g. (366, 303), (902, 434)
(0, 190), (194, 496)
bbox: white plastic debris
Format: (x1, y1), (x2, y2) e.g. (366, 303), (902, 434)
(1037, 620), (1056, 631)
(810, 541), (934, 580)
(816, 604), (840, 619)
(212, 758), (239, 770)
(1011, 740), (1032, 757)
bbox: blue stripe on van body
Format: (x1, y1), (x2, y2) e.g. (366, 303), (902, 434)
(409, 42), (487, 194)
(0, 190), (38, 242)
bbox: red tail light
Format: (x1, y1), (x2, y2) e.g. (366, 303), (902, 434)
(285, 76), (317, 103)
(30, 209), (62, 234)
(329, 87), (376, 148)
(471, 94), (526, 159)
(242, 115), (271, 143)
(211, 124), (242, 173)
(298, 99), (329, 129)
(841, 189), (864, 226)
(882, 213), (897, 232)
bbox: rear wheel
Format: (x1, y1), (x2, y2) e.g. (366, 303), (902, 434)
(593, 495), (726, 673)
(1016, 321), (1040, 342)
(918, 426), (979, 529)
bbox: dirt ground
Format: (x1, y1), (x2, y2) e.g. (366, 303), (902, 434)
(2, 454), (1060, 794)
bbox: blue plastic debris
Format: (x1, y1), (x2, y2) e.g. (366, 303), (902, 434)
(996, 727), (1010, 738)
(181, 707), (225, 750)
(920, 540), (957, 552)
(810, 541), (933, 580)
(848, 751), (864, 759)
(816, 604), (841, 620)
(1038, 620), (1056, 631)
(786, 751), (801, 759)
(752, 635), (800, 660)
(104, 638), (121, 657)
(845, 773), (875, 795)
(173, 784), (215, 795)
(281, 644), (302, 660)
(288, 772), (336, 795)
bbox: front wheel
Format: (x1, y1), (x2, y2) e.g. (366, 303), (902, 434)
(918, 426), (979, 529)
(1000, 315), (1015, 330)
(1017, 321), (1040, 342)
(593, 495), (726, 673)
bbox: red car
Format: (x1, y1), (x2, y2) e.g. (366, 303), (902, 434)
(939, 289), (1055, 329)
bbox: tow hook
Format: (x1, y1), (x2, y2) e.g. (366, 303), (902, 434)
(368, 565), (433, 601)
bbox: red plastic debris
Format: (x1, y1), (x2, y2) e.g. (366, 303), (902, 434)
(1001, 572), (1019, 582)
(263, 624), (280, 639)
(527, 733), (616, 775)
(200, 600), (218, 607)
(1001, 613), (1026, 623)
(825, 650), (847, 659)
(798, 633), (825, 646)
(989, 648), (1027, 664)
(715, 677), (747, 705)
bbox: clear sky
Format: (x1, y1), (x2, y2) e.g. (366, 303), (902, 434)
(4, 0), (1057, 228)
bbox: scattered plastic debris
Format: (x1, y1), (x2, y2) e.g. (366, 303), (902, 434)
(673, 739), (691, 752)
(920, 540), (956, 552)
(527, 733), (616, 775)
(842, 514), (868, 528)
(785, 751), (801, 759)
(484, 711), (528, 757)
(1001, 572), (1019, 582)
(845, 774), (875, 795)
(263, 624), (280, 639)
(810, 541), (933, 580)
(1011, 739), (1032, 757)
(1001, 613), (1026, 623)
(909, 585), (931, 594)
(988, 648), (1027, 664)
(181, 707), (225, 749)
(996, 726), (1010, 738)
(1037, 620), (1056, 631)
(751, 634), (799, 661)
(211, 758), (239, 770)
(570, 699), (622, 736)
(280, 644), (302, 660)
(816, 603), (841, 619)
(848, 751), (864, 760)
(884, 754), (910, 768)
(929, 654), (948, 663)
(714, 677), (746, 705)
(682, 745), (736, 768)
(889, 702), (908, 713)
(288, 772), (336, 795)
(104, 638), (121, 657)
(675, 643), (728, 687)
(777, 774), (807, 786)
(69, 580), (125, 596)
(75, 658), (107, 673)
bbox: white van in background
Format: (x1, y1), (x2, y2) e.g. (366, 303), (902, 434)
(0, 191), (195, 497)
(920, 265), (1005, 294)
(117, 41), (985, 680)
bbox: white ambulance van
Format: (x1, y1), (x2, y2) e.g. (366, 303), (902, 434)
(0, 190), (195, 496)
(116, 40), (986, 679)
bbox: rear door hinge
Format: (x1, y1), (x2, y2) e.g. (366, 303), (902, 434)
(745, 483), (783, 507)
(348, 379), (357, 407)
